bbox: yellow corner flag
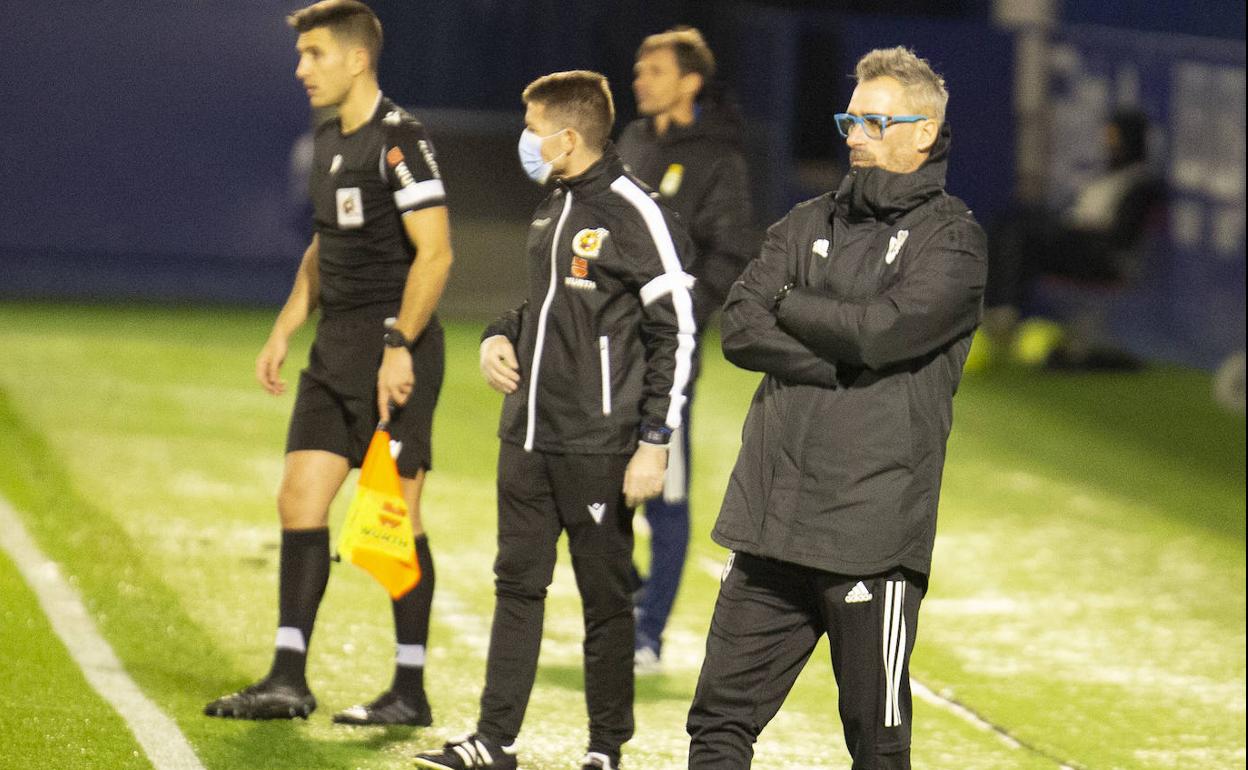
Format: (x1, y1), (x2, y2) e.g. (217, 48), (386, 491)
(337, 428), (419, 599)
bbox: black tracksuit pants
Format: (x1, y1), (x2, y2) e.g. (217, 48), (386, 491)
(687, 552), (925, 770)
(477, 442), (636, 760)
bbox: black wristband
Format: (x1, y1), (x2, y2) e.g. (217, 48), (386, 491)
(383, 328), (410, 348)
(639, 424), (673, 446)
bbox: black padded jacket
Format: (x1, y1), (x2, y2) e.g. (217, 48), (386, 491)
(484, 148), (697, 455)
(713, 124), (987, 576)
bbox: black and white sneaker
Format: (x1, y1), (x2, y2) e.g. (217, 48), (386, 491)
(581, 752), (618, 770)
(332, 689), (432, 726)
(413, 733), (517, 769)
(203, 678), (316, 720)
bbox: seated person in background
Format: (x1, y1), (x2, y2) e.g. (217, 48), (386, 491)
(981, 109), (1166, 364)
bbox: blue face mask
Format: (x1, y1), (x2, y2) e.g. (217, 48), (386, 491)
(518, 128), (566, 185)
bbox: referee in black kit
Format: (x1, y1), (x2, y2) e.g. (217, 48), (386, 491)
(204, 0), (452, 726)
(687, 47), (987, 769)
(415, 70), (695, 770)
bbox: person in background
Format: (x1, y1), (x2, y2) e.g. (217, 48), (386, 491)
(980, 109), (1166, 366)
(616, 26), (754, 674)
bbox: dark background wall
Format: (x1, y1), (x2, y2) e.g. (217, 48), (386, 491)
(0, 1), (1243, 367)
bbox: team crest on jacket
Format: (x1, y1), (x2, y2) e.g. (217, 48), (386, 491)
(885, 229), (909, 265)
(659, 163), (684, 197)
(572, 228), (609, 258)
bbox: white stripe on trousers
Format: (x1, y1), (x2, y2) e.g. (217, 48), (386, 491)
(882, 579), (907, 728)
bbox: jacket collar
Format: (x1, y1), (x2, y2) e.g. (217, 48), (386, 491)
(639, 104), (744, 149)
(642, 116), (699, 145)
(834, 121), (952, 225)
(555, 144), (626, 197)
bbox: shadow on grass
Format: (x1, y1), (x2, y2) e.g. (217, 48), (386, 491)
(205, 722), (340, 769)
(333, 723), (426, 750)
(535, 663), (695, 704)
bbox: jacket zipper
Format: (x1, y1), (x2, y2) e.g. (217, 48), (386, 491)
(598, 335), (612, 416)
(524, 191), (574, 451)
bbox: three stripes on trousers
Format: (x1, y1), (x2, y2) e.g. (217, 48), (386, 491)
(882, 579), (907, 729)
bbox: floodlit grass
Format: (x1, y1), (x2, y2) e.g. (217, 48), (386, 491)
(0, 302), (1243, 770)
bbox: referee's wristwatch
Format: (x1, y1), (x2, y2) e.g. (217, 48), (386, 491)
(382, 328), (411, 349)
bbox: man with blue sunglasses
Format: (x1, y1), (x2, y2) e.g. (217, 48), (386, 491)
(688, 47), (987, 770)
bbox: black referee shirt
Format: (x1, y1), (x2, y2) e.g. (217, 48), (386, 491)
(310, 93), (446, 316)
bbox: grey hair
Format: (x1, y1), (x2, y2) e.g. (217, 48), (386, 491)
(854, 46), (948, 124)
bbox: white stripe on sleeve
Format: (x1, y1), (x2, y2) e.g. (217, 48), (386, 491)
(609, 176), (696, 430)
(394, 179), (446, 211)
(640, 271), (696, 307)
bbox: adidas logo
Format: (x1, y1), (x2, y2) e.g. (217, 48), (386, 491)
(587, 502), (606, 524)
(845, 581), (873, 603)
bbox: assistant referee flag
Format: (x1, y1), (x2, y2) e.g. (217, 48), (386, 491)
(336, 428), (420, 599)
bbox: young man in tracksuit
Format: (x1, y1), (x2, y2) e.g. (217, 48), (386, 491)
(616, 27), (755, 671)
(687, 47), (987, 769)
(415, 70), (696, 770)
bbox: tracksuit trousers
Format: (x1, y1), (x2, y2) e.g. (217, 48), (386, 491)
(687, 552), (926, 770)
(477, 442), (636, 762)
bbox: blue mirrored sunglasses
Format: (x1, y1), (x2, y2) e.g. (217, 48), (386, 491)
(834, 113), (928, 140)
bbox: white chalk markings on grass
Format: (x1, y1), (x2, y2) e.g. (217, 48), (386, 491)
(0, 496), (206, 770)
(697, 555), (1083, 770)
(909, 679), (1020, 749)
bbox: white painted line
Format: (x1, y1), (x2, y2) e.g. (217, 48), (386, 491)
(0, 496), (206, 770)
(911, 679), (1021, 749)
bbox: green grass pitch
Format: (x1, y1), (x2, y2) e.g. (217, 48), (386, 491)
(0, 302), (1243, 769)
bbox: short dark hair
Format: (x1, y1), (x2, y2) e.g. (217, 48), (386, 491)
(638, 26), (717, 85)
(522, 70), (616, 151)
(287, 0), (383, 72)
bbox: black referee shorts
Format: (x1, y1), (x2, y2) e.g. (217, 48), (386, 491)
(286, 314), (444, 478)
